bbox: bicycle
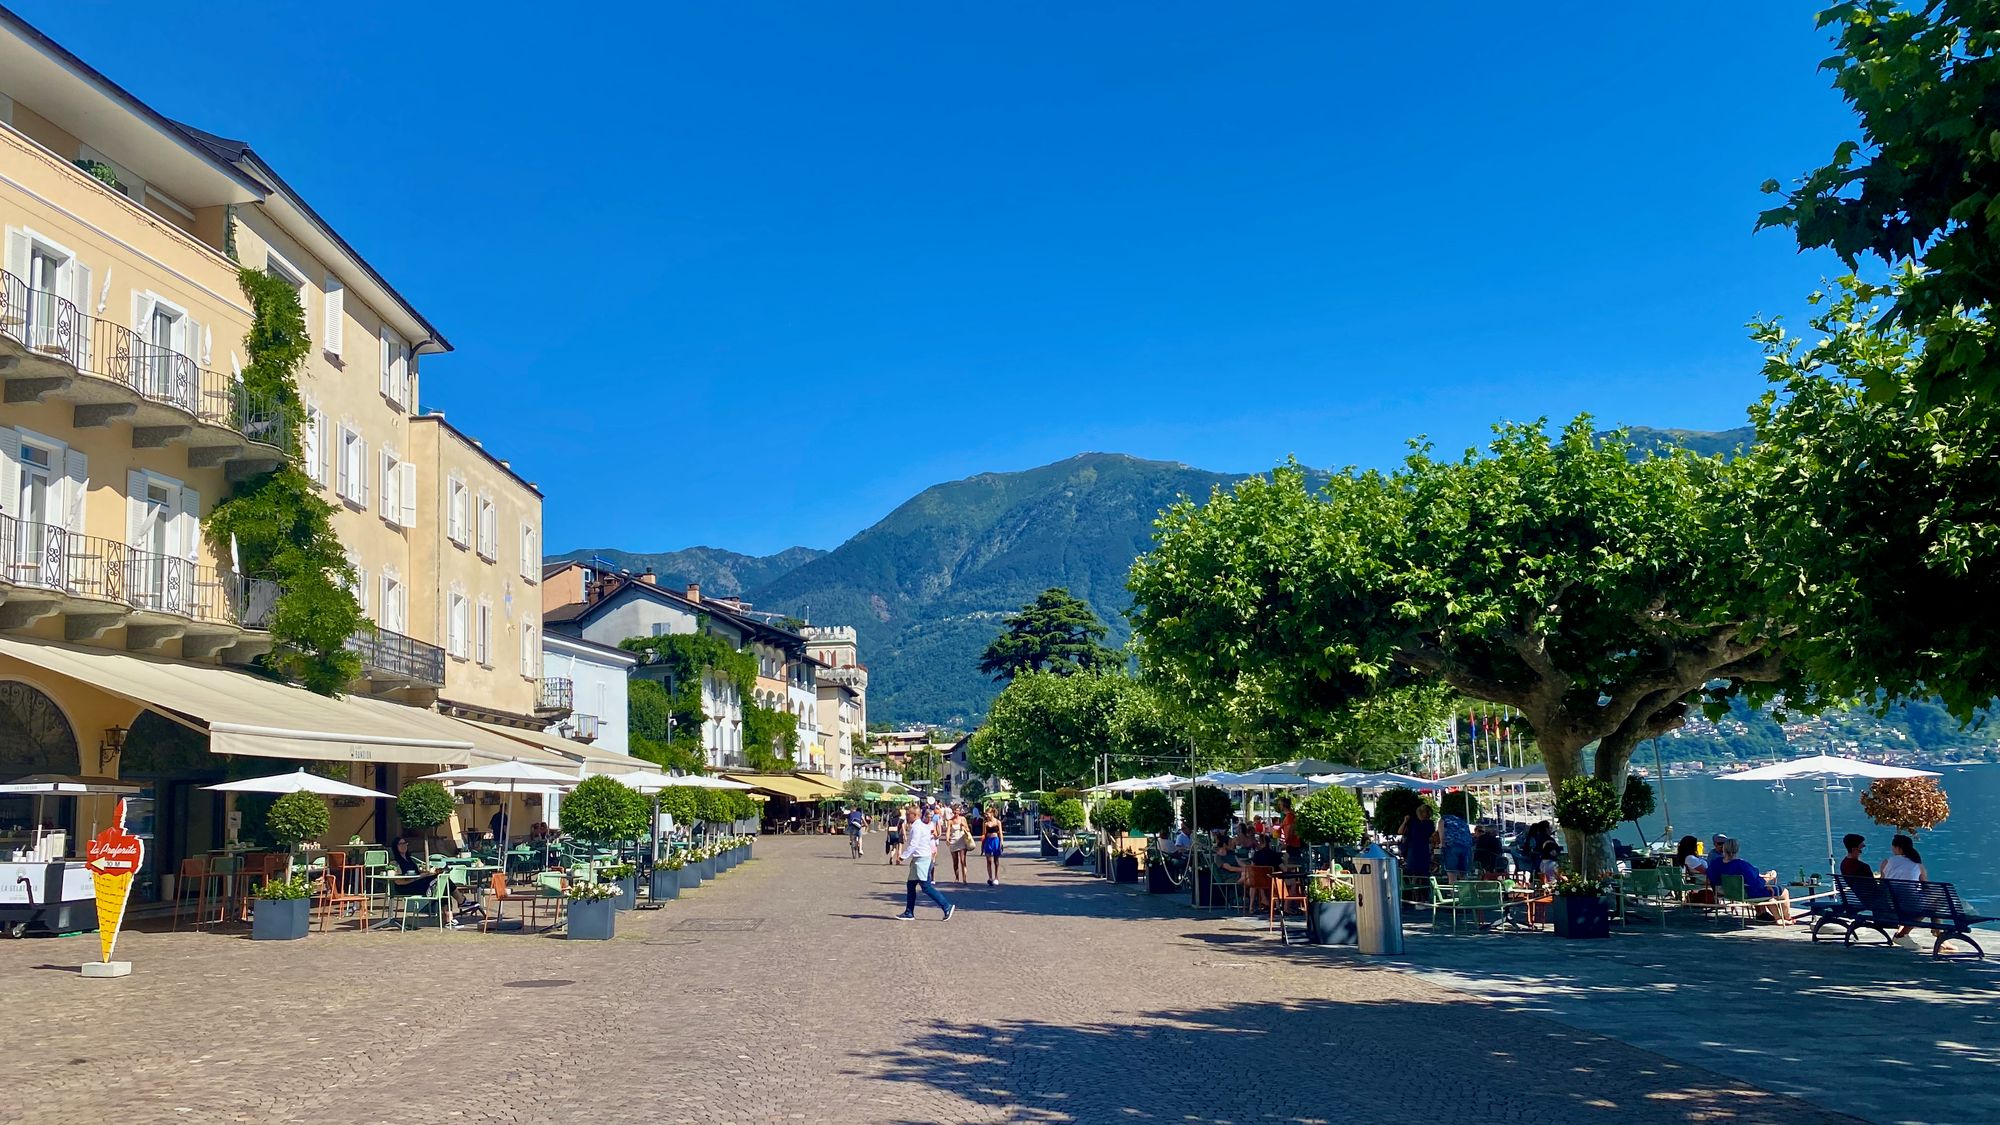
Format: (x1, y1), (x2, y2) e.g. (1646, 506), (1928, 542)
(848, 828), (864, 860)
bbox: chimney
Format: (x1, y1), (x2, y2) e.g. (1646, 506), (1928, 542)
(685, 582), (701, 604)
(638, 567), (657, 586)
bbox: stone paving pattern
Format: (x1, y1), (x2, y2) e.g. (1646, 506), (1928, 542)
(3, 837), (1888, 1125)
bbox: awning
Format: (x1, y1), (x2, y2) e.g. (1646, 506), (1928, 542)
(342, 700), (576, 769)
(722, 773), (840, 801)
(0, 634), (477, 765)
(797, 771), (842, 792)
(456, 718), (660, 775)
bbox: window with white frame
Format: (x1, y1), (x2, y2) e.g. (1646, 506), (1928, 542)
(475, 599), (492, 666)
(378, 448), (415, 529)
(447, 475), (468, 546)
(447, 591), (468, 658)
(379, 327), (410, 409)
(519, 521), (537, 580)
(521, 623), (537, 679)
(379, 571), (406, 634)
(337, 426), (367, 506)
(476, 496), (497, 560)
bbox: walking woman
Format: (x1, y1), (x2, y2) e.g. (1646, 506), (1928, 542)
(947, 804), (973, 883)
(1399, 803), (1436, 882)
(980, 804), (1005, 885)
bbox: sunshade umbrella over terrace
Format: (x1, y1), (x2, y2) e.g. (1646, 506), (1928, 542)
(203, 768), (394, 799)
(1720, 754), (1940, 873)
(424, 761), (579, 875)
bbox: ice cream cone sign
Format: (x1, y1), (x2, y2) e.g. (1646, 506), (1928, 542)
(84, 799), (144, 964)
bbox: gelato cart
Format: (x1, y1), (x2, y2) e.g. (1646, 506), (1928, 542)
(0, 774), (139, 937)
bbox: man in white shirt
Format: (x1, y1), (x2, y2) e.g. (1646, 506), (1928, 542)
(897, 805), (955, 921)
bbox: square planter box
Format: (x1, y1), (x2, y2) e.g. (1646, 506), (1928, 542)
(1307, 901), (1358, 945)
(1041, 836), (1061, 858)
(1552, 893), (1611, 939)
(650, 870), (681, 900)
(697, 858), (716, 881)
(679, 866), (702, 890)
(251, 897), (310, 941)
(611, 875), (637, 911)
(1146, 859), (1178, 894)
(568, 898), (616, 940)
(1113, 854), (1141, 884)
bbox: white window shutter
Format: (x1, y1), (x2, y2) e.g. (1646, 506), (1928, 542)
(71, 263), (91, 369)
(3, 229), (27, 280)
(179, 486), (201, 563)
(378, 449), (392, 521)
(379, 329), (393, 399)
(380, 575), (391, 622)
(400, 461), (417, 529)
(125, 469), (146, 547)
(0, 429), (20, 525)
(132, 292), (156, 337)
(62, 448), (86, 534)
(357, 567), (370, 614)
(322, 276), (344, 356)
(335, 428), (351, 497)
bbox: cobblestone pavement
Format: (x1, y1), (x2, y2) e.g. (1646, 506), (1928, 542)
(5, 837), (1868, 1125)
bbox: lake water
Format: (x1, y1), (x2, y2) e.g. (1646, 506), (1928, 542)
(1630, 763), (2000, 913)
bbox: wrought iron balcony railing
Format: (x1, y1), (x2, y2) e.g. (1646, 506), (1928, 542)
(536, 677), (575, 714)
(0, 270), (294, 456)
(344, 623), (446, 687)
(0, 512), (260, 628)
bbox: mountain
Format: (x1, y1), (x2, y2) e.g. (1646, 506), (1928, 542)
(548, 545), (825, 599)
(1613, 425), (1755, 459)
(746, 453), (1251, 725)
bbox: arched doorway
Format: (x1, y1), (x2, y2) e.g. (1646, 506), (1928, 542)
(118, 709), (227, 905)
(0, 680), (82, 841)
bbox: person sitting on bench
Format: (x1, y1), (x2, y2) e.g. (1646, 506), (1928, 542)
(1839, 834), (1876, 886)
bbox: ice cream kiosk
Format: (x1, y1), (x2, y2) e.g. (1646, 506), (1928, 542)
(0, 774), (139, 938)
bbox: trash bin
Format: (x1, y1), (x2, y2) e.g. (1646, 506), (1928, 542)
(1352, 843), (1403, 955)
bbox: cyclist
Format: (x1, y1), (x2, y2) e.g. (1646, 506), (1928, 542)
(845, 806), (866, 859)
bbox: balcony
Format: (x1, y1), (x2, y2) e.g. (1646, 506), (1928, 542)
(0, 512), (274, 658)
(0, 271), (292, 476)
(344, 623), (445, 692)
(536, 676), (574, 717)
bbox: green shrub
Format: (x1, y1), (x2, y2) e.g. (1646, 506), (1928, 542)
(563, 776), (647, 844)
(1295, 787), (1366, 848)
(267, 791), (329, 850)
(1439, 789), (1480, 822)
(1555, 777), (1621, 835)
(396, 781), (455, 845)
(1094, 798), (1133, 835)
(1175, 784), (1235, 832)
(1620, 774), (1656, 824)
(1049, 798), (1087, 832)
(1370, 786), (1435, 837)
(253, 873), (315, 900)
(658, 786), (699, 825)
(1129, 789), (1175, 834)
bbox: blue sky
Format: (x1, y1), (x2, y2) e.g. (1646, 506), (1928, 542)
(23, 2), (1856, 556)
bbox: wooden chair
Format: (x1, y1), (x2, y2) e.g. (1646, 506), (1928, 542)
(1268, 870), (1309, 941)
(315, 853), (370, 932)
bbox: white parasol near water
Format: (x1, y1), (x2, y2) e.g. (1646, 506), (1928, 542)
(1719, 754), (1939, 873)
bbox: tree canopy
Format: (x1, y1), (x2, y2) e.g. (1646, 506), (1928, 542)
(1128, 422), (1791, 817)
(977, 587), (1122, 681)
(1759, 1), (2000, 403)
(967, 670), (1181, 790)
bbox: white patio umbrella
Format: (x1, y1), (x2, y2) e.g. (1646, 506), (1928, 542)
(1720, 754), (1940, 873)
(204, 768), (394, 799)
(424, 761), (579, 876)
(1314, 771), (1434, 792)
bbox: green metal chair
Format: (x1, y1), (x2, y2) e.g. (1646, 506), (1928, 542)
(396, 870), (455, 931)
(1619, 868), (1669, 927)
(1432, 879), (1503, 934)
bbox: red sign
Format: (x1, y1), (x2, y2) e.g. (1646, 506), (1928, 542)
(85, 824), (142, 875)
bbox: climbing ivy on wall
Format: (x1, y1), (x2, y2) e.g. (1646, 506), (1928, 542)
(204, 267), (363, 695)
(621, 627), (762, 766)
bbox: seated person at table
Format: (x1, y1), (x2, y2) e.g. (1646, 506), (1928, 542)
(1472, 824), (1507, 877)
(1169, 827), (1191, 854)
(1536, 839), (1561, 884)
(1248, 834), (1284, 870)
(387, 836), (440, 897)
(1676, 835), (1707, 876)
(1706, 837), (1794, 924)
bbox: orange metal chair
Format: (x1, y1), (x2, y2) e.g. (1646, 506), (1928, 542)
(1241, 865), (1275, 917)
(1268, 870), (1309, 936)
(315, 853), (370, 932)
(488, 870), (550, 929)
(170, 857), (219, 931)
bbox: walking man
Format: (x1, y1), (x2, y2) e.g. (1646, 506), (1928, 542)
(897, 804), (955, 922)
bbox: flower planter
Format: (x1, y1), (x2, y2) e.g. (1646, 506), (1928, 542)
(611, 875), (637, 911)
(1307, 901), (1358, 945)
(1113, 854), (1140, 884)
(697, 858), (716, 881)
(679, 865), (702, 890)
(650, 870), (681, 900)
(568, 898), (616, 940)
(1041, 835), (1061, 858)
(1552, 892), (1611, 939)
(251, 897), (310, 941)
(1146, 859), (1177, 894)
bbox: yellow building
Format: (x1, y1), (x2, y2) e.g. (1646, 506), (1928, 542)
(0, 11), (625, 913)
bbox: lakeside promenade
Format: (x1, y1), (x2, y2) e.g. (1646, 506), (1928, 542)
(8, 835), (1982, 1124)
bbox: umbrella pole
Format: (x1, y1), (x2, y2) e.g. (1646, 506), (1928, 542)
(1822, 783), (1834, 877)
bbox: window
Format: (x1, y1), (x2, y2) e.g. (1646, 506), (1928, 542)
(380, 572), (406, 634)
(476, 496), (497, 560)
(521, 623), (537, 679)
(321, 274), (344, 358)
(519, 521), (537, 580)
(337, 427), (368, 506)
(379, 327), (410, 409)
(447, 475), (468, 546)
(378, 449), (415, 528)
(475, 599), (492, 666)
(447, 592), (468, 658)
(300, 406), (322, 485)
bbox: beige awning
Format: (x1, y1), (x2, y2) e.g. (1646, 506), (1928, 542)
(0, 634), (477, 765)
(723, 773), (841, 801)
(456, 719), (660, 775)
(347, 700), (577, 769)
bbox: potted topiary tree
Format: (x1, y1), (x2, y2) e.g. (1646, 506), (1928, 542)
(396, 781), (455, 856)
(1620, 774), (1657, 857)
(1549, 871), (1611, 938)
(1296, 786), (1366, 871)
(1049, 798), (1087, 865)
(1305, 876), (1358, 945)
(1554, 776), (1621, 878)
(1176, 784), (1235, 838)
(1095, 799), (1138, 882)
(1130, 790), (1178, 892)
(255, 791), (329, 940)
(562, 776), (647, 908)
(1438, 789), (1480, 824)
(1371, 786), (1435, 839)
(652, 851), (684, 901)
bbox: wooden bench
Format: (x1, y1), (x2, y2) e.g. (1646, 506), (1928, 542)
(1810, 875), (1994, 960)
